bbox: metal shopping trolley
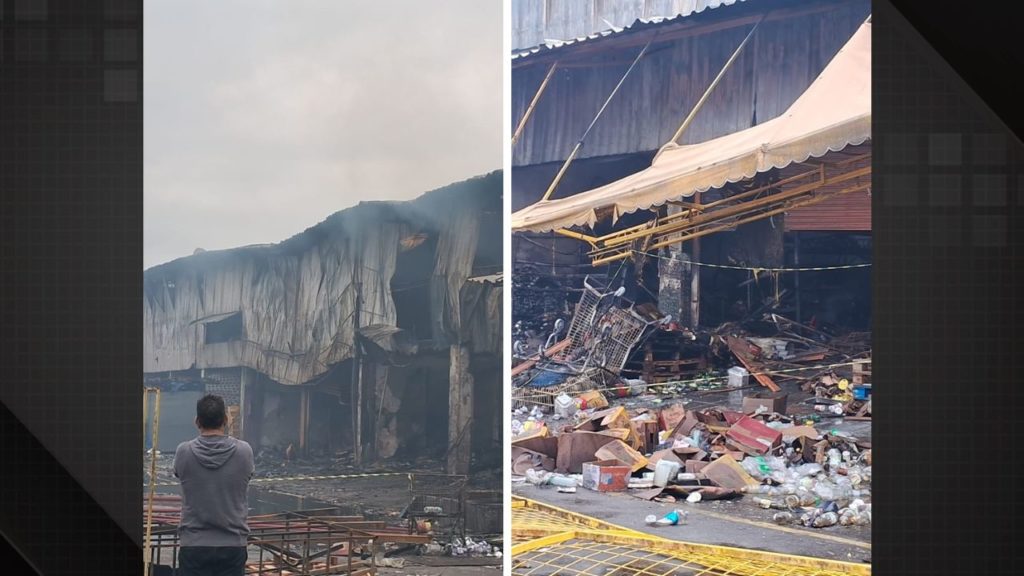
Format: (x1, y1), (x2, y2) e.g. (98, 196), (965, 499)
(405, 473), (467, 541)
(562, 276), (668, 375)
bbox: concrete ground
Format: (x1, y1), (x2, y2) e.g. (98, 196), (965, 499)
(514, 484), (870, 564)
(513, 376), (872, 565)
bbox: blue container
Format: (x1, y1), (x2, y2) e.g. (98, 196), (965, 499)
(853, 384), (871, 400)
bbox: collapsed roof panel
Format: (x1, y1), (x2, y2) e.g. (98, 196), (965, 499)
(144, 171), (502, 385)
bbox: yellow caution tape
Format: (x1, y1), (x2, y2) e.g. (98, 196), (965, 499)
(638, 249), (872, 272)
(149, 471), (410, 489)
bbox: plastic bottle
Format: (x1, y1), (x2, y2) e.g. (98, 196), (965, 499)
(812, 512), (839, 527)
(645, 514), (659, 526)
(754, 497), (788, 510)
(796, 489), (818, 507)
(655, 510), (687, 526)
(773, 512), (794, 525)
(827, 449), (842, 470)
(525, 469), (551, 486)
(549, 474), (577, 488)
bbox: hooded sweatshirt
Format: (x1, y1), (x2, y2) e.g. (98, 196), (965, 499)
(173, 435), (255, 546)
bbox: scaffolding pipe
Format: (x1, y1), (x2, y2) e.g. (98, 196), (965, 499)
(541, 39), (654, 202)
(512, 61), (559, 146)
(660, 14), (766, 155)
(143, 387), (162, 576)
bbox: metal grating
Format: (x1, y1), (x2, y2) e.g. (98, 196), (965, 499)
(515, 538), (859, 576)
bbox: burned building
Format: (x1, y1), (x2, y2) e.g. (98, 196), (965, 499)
(144, 171), (502, 476)
(511, 0), (872, 357)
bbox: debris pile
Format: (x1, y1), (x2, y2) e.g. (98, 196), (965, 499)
(511, 391), (872, 530)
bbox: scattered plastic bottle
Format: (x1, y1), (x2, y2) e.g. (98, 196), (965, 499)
(549, 474), (577, 488)
(773, 512), (794, 525)
(754, 497), (789, 510)
(654, 510), (687, 526)
(812, 512), (839, 527)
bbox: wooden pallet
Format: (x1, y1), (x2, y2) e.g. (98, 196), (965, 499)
(852, 358), (872, 385)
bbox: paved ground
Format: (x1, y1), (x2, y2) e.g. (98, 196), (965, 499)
(513, 376), (872, 565)
(515, 484), (871, 564)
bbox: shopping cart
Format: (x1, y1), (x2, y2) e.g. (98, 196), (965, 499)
(405, 473), (467, 541)
(563, 276), (668, 374)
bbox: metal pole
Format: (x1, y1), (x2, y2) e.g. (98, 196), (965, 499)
(662, 15), (765, 151)
(144, 387), (162, 576)
(794, 233), (801, 322)
(352, 258), (363, 469)
(512, 61), (559, 146)
(540, 39), (654, 202)
(690, 193), (701, 330)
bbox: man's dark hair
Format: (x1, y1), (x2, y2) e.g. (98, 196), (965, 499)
(196, 394), (227, 430)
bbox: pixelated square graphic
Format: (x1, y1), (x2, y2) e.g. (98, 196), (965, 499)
(970, 215), (1007, 247)
(104, 29), (138, 62)
(882, 133), (919, 166)
(970, 174), (1007, 207)
(928, 133), (962, 166)
(104, 69), (138, 102)
(928, 214), (962, 247)
(926, 174), (961, 206)
(970, 133), (1007, 166)
(882, 173), (920, 206)
(59, 29), (94, 63)
(104, 0), (139, 20)
(15, 0), (48, 21)
(14, 29), (48, 62)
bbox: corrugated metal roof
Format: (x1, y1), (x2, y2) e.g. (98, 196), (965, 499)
(512, 0), (749, 61)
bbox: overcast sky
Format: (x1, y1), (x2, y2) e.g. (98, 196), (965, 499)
(144, 1), (502, 269)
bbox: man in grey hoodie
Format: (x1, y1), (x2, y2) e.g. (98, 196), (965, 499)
(173, 394), (254, 576)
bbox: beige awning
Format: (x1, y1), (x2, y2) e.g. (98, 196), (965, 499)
(512, 19), (871, 233)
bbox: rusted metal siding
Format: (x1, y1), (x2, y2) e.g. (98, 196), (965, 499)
(511, 0), (870, 167)
(785, 189), (871, 231)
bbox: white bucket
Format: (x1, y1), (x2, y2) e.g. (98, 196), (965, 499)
(554, 393), (577, 419)
(653, 459), (681, 487)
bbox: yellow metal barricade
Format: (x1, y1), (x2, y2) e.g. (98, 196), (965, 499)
(512, 497), (871, 576)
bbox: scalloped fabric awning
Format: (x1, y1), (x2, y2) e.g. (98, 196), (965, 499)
(511, 19), (871, 233)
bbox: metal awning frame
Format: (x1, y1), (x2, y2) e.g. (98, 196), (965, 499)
(555, 151), (871, 265)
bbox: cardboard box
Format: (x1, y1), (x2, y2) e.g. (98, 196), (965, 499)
(742, 392), (789, 415)
(595, 439), (648, 472)
(581, 460), (631, 492)
(701, 454), (760, 490)
(630, 418), (660, 453)
(578, 390), (608, 410)
(726, 415), (783, 456)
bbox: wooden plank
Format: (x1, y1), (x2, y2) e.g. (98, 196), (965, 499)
(511, 339), (570, 376)
(725, 336), (781, 393)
